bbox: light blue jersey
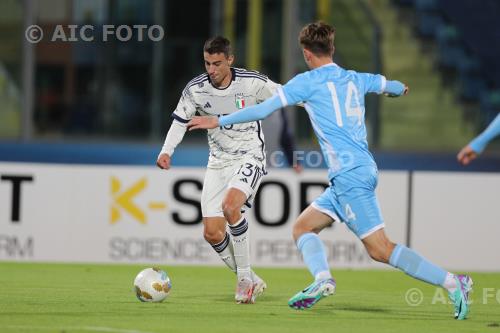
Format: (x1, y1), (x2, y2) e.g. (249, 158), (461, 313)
(277, 63), (386, 179)
(218, 62), (404, 238)
(220, 63), (405, 180)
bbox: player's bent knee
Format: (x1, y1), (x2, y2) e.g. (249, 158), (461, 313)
(292, 222), (311, 241)
(203, 228), (224, 245)
(222, 202), (241, 224)
(366, 243), (394, 263)
(367, 249), (387, 263)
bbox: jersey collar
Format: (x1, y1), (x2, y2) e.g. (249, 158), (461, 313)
(208, 68), (236, 90)
(319, 62), (338, 69)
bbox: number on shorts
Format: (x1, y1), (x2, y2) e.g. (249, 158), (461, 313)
(345, 204), (356, 221)
(237, 163), (254, 177)
(236, 162), (262, 189)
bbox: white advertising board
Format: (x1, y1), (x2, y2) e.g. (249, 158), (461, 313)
(411, 172), (500, 271)
(3, 163), (498, 270)
(0, 162), (408, 269)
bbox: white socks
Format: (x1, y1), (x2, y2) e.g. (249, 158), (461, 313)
(315, 270), (332, 282)
(211, 232), (237, 273)
(442, 272), (458, 293)
(228, 216), (251, 280)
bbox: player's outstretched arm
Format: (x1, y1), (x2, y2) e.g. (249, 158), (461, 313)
(458, 113), (500, 165)
(188, 94), (283, 130)
(383, 80), (409, 97)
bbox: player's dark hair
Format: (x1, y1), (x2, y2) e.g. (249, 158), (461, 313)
(203, 36), (232, 58)
(299, 21), (335, 57)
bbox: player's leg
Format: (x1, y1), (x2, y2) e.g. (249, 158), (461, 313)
(203, 215), (264, 297)
(222, 187), (254, 303)
(222, 187), (250, 276)
(201, 168), (237, 273)
(339, 166), (472, 320)
(202, 216), (236, 272)
(288, 191), (338, 310)
(362, 229), (473, 320)
(224, 160), (266, 304)
(292, 205), (336, 281)
(362, 228), (448, 283)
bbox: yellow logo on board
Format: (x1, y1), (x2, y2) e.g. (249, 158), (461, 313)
(110, 177), (167, 224)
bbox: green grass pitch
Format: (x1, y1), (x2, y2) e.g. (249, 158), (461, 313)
(0, 263), (499, 333)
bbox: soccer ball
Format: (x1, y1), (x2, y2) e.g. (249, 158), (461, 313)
(134, 267), (172, 302)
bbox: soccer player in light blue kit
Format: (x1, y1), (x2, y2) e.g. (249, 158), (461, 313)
(188, 22), (472, 319)
(458, 113), (500, 165)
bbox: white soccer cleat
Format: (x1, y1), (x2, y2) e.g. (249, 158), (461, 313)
(235, 278), (254, 304)
(250, 274), (267, 304)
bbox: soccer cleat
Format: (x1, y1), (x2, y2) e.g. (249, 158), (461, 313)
(448, 274), (473, 320)
(288, 278), (336, 310)
(250, 274), (267, 304)
(235, 278), (254, 304)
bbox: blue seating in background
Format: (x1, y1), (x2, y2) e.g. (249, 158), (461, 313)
(480, 91), (500, 128)
(457, 56), (487, 102)
(435, 24), (463, 70)
(393, 0), (500, 128)
(415, 0), (441, 38)
(438, 0), (500, 89)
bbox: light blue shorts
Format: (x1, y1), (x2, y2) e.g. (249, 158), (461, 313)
(312, 165), (385, 239)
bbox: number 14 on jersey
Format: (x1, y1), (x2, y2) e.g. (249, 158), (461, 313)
(326, 81), (363, 127)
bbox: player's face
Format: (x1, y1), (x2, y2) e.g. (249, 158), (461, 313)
(204, 52), (233, 87)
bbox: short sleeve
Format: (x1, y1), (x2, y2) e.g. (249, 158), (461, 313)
(278, 73), (312, 106)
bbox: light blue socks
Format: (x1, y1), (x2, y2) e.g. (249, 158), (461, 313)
(389, 244), (447, 286)
(297, 236), (447, 286)
(297, 233), (331, 280)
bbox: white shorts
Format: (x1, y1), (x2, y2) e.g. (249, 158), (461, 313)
(201, 158), (266, 217)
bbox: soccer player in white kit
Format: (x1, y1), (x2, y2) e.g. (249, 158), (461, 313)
(157, 36), (279, 304)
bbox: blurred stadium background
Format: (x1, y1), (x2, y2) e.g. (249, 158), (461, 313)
(0, 1), (500, 332)
(1, 0), (500, 154)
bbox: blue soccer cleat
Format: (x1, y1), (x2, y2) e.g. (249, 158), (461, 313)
(448, 274), (473, 320)
(288, 278), (336, 310)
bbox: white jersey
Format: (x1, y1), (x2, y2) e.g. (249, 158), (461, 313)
(172, 68), (279, 169)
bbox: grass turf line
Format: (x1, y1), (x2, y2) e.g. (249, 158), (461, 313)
(0, 263), (499, 333)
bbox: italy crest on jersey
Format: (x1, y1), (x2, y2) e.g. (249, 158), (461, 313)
(235, 93), (245, 109)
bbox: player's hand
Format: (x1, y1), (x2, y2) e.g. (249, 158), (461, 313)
(156, 153), (171, 170)
(457, 144), (478, 166)
(383, 92), (399, 98)
(384, 85), (409, 97)
(187, 116), (219, 131)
